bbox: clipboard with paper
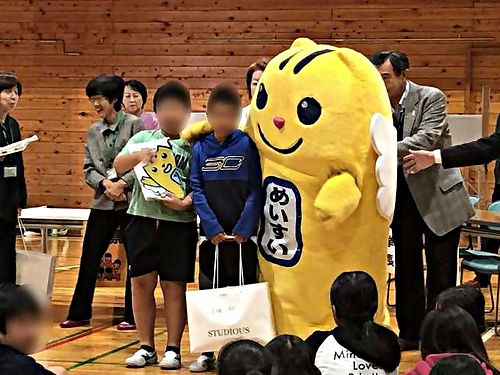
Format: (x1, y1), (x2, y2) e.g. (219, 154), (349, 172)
(0, 135), (39, 156)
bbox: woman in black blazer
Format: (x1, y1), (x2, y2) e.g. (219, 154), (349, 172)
(0, 72), (27, 284)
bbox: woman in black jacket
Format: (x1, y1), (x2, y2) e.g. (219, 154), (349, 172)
(0, 72), (27, 284)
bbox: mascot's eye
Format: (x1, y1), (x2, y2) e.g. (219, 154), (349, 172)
(152, 167), (158, 173)
(297, 97), (322, 125)
(256, 84), (268, 110)
(161, 152), (167, 159)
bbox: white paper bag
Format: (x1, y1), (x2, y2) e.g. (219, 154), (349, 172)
(128, 137), (185, 201)
(186, 242), (275, 352)
(16, 218), (56, 300)
(16, 250), (56, 299)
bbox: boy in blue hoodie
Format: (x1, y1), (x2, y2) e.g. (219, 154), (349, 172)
(189, 83), (263, 372)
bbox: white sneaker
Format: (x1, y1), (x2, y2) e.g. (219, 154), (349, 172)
(125, 348), (158, 368)
(189, 354), (217, 372)
(160, 351), (182, 370)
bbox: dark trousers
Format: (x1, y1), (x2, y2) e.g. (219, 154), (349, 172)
(67, 208), (134, 323)
(198, 240), (258, 290)
(477, 189), (500, 286)
(0, 218), (17, 284)
(392, 173), (461, 342)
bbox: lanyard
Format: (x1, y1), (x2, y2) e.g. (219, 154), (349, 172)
(0, 119), (13, 145)
(102, 112), (124, 168)
(103, 127), (120, 168)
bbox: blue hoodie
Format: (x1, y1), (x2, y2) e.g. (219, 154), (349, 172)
(190, 129), (263, 240)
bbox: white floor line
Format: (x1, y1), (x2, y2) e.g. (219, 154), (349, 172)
(482, 327), (496, 343)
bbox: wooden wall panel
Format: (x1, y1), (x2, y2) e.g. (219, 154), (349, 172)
(0, 0), (499, 208)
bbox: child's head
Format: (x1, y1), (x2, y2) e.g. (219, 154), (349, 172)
(436, 285), (486, 333)
(0, 284), (44, 354)
(330, 271), (378, 325)
(218, 339), (274, 375)
(207, 83), (241, 138)
(0, 72), (22, 115)
(421, 307), (490, 365)
(430, 355), (488, 375)
(153, 81), (191, 135)
(266, 335), (320, 375)
(86, 75), (125, 120)
(112, 259), (122, 270)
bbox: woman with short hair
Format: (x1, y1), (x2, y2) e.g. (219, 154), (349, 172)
(60, 75), (144, 331)
(0, 72), (26, 284)
(123, 79), (159, 130)
(240, 58), (268, 126)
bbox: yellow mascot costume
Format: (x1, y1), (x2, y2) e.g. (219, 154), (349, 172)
(185, 38), (397, 338)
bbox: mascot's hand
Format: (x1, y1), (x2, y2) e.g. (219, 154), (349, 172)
(181, 120), (213, 144)
(314, 173), (361, 225)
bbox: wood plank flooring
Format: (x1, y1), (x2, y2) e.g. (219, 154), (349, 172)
(17, 236), (500, 374)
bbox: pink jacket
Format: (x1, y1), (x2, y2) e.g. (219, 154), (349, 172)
(406, 353), (493, 375)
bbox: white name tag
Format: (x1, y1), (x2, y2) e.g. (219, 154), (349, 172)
(3, 166), (17, 178)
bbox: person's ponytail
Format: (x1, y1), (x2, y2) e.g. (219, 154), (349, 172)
(335, 321), (401, 373)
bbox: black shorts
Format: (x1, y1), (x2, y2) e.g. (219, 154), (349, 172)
(124, 216), (198, 282)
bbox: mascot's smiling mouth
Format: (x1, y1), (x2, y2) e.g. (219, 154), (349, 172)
(258, 124), (303, 155)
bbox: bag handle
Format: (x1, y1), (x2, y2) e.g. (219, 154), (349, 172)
(213, 244), (220, 289)
(18, 217), (28, 252)
(202, 236), (257, 289)
(212, 242), (244, 288)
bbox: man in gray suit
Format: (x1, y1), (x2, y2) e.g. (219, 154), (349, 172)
(370, 51), (474, 351)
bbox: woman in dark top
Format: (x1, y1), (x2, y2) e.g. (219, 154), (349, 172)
(0, 72), (27, 284)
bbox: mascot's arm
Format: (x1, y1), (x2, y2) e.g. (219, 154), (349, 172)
(371, 113), (397, 221)
(180, 120), (247, 144)
(314, 173), (361, 224)
(181, 120), (213, 144)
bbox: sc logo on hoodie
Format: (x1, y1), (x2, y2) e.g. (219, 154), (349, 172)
(202, 156), (245, 172)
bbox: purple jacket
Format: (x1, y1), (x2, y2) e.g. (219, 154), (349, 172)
(406, 353), (493, 375)
(139, 112), (159, 130)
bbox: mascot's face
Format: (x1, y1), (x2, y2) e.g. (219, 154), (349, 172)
(248, 38), (391, 183)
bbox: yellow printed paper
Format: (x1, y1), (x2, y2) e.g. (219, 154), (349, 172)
(129, 139), (184, 200)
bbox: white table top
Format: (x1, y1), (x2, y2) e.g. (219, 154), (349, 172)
(20, 207), (90, 221)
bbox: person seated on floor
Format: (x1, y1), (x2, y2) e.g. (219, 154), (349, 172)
(436, 285), (486, 334)
(266, 334), (321, 375)
(429, 355), (490, 375)
(306, 271), (400, 375)
(406, 306), (499, 375)
(218, 339), (274, 375)
(0, 283), (68, 375)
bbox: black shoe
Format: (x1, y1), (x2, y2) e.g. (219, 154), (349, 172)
(398, 338), (419, 352)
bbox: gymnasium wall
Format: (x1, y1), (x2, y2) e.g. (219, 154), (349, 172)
(0, 0), (499, 208)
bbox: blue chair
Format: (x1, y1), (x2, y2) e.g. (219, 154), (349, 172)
(469, 195), (480, 207)
(461, 202), (500, 334)
(461, 249), (500, 335)
(460, 196), (481, 253)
